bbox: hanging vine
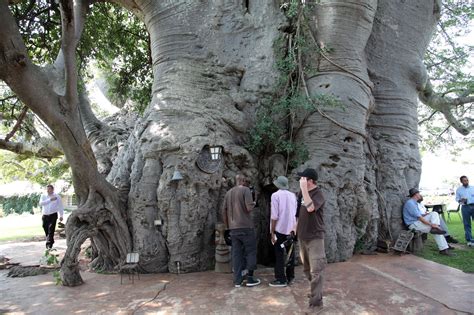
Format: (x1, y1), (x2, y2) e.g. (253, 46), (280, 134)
(246, 0), (344, 174)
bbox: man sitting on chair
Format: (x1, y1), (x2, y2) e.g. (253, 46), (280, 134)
(403, 188), (453, 256)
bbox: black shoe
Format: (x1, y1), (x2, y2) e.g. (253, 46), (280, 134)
(430, 227), (446, 235)
(439, 249), (454, 256)
(269, 279), (287, 287)
(445, 235), (459, 244)
(245, 277), (261, 287)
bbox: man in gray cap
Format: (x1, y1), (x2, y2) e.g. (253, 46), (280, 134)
(269, 176), (297, 287)
(403, 188), (453, 256)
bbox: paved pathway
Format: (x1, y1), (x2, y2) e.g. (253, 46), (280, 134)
(1, 240), (472, 314)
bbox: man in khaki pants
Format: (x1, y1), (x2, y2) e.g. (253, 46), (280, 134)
(296, 168), (326, 310)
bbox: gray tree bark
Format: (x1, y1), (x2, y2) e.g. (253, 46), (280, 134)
(108, 0), (284, 272)
(0, 0), (440, 285)
(110, 0), (437, 269)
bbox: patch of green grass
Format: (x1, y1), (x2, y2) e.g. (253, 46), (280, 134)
(0, 214), (44, 242)
(0, 225), (44, 242)
(416, 214), (474, 273)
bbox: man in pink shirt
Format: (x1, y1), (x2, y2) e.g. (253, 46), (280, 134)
(269, 176), (297, 287)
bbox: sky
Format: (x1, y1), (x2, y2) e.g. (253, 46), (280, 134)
(420, 148), (474, 190)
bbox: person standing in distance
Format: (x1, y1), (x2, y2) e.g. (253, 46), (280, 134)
(296, 168), (326, 310)
(455, 176), (474, 247)
(222, 174), (260, 287)
(39, 184), (64, 249)
(269, 175), (297, 287)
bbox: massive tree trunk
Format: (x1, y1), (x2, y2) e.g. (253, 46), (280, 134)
(1, 0), (440, 285)
(109, 0), (438, 270)
(108, 0), (284, 272)
(292, 0), (439, 261)
(366, 0), (439, 241)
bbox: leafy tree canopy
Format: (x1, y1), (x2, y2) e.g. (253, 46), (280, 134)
(419, 0), (473, 152)
(0, 0), (151, 183)
(0, 0), (151, 155)
(0, 151), (70, 186)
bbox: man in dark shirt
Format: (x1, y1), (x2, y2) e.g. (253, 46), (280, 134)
(296, 168), (326, 310)
(222, 174), (260, 287)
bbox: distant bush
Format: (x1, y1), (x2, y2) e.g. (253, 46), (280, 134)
(0, 193), (41, 215)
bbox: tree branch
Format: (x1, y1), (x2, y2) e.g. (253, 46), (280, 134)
(418, 109), (438, 125)
(0, 94), (17, 102)
(4, 106), (28, 141)
(0, 138), (63, 159)
(419, 79), (473, 135)
(59, 0), (79, 105)
(0, 1), (62, 125)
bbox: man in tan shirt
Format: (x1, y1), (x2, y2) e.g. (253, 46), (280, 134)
(222, 174), (260, 287)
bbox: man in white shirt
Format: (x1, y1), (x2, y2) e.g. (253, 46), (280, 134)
(39, 185), (64, 249)
(455, 176), (474, 246)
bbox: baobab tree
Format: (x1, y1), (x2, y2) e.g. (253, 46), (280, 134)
(0, 0), (472, 286)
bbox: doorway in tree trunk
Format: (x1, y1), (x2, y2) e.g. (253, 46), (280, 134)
(256, 184), (279, 266)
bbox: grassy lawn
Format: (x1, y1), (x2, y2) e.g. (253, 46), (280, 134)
(0, 213), (45, 242)
(415, 213), (474, 273)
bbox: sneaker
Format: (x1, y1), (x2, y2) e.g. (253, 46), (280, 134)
(234, 282), (243, 288)
(245, 277), (261, 287)
(269, 280), (287, 287)
(445, 235), (459, 244)
(468, 242), (474, 247)
(439, 249), (454, 256)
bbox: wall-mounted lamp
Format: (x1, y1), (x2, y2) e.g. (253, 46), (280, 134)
(171, 170), (183, 182)
(196, 145), (223, 174)
(209, 145), (222, 161)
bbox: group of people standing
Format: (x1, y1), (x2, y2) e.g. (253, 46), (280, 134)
(221, 170), (474, 310)
(39, 169), (472, 311)
(222, 168), (326, 310)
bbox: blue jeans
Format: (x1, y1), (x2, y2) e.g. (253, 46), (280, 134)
(230, 228), (257, 285)
(461, 204), (474, 242)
